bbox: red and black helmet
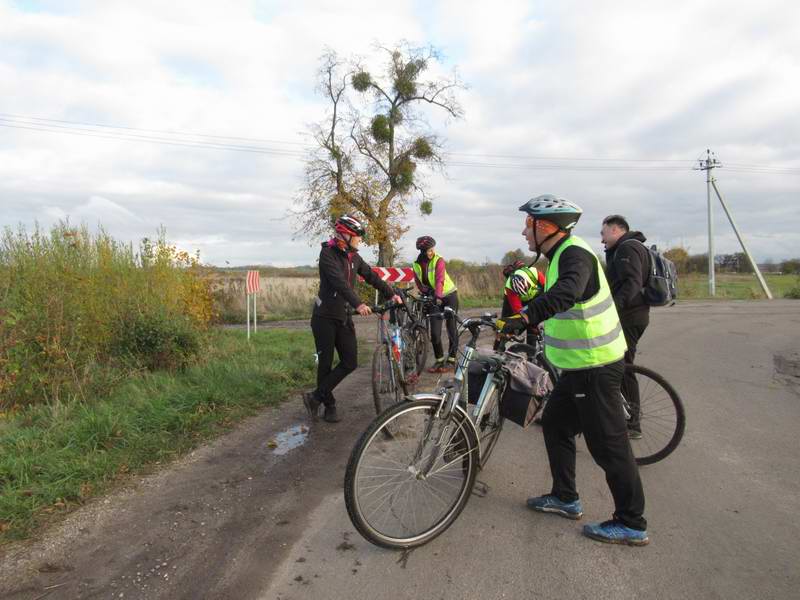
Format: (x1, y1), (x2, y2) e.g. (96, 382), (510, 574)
(335, 214), (366, 237)
(502, 259), (526, 278)
(415, 236), (436, 251)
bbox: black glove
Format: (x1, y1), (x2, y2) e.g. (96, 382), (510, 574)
(501, 316), (528, 335)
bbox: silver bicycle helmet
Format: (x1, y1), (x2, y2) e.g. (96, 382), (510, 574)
(519, 194), (583, 231)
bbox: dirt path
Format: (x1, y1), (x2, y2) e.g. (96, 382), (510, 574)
(4, 301), (798, 600)
(0, 310), (469, 600)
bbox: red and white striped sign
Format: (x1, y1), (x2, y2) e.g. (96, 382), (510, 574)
(246, 270), (260, 294)
(371, 267), (415, 283)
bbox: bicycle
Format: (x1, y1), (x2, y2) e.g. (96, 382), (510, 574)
(371, 299), (428, 417)
(403, 291), (442, 367)
(492, 320), (684, 465)
(345, 309), (550, 549)
(621, 364), (685, 465)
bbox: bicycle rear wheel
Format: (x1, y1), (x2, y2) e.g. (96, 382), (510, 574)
(372, 344), (402, 416)
(625, 364), (686, 466)
(475, 387), (504, 468)
(344, 399), (479, 549)
(404, 325), (428, 377)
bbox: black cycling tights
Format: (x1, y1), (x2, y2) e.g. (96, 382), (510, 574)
(311, 314), (358, 406)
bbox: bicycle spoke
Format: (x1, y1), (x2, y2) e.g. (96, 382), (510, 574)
(349, 400), (476, 543)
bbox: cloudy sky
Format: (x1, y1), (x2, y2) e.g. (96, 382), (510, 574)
(2, 0), (799, 266)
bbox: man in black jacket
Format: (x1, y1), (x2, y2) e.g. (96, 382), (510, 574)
(303, 215), (402, 423)
(601, 215), (650, 438)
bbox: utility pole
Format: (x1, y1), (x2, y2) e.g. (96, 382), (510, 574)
(695, 149), (773, 300)
(695, 149), (719, 295)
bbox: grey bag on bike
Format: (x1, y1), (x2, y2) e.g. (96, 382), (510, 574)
(500, 355), (553, 428)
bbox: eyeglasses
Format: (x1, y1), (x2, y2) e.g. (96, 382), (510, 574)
(525, 216), (550, 230)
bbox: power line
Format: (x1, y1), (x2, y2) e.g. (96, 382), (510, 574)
(0, 121), (308, 157)
(0, 112), (312, 146)
(445, 160), (688, 172)
(444, 151), (692, 163)
(2, 112), (799, 174)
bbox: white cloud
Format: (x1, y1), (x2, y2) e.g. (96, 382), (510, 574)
(1, 0), (798, 268)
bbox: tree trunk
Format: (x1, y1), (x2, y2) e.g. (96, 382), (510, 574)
(377, 241), (395, 266)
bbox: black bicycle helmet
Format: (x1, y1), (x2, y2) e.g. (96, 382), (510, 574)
(518, 194), (583, 231)
(502, 259), (526, 278)
(415, 236), (436, 251)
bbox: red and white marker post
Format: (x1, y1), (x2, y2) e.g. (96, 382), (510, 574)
(246, 270), (261, 340)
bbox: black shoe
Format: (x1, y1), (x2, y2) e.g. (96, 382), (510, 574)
(303, 391), (321, 420)
(322, 405), (341, 423)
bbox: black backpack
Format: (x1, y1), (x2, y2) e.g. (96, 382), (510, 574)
(619, 240), (678, 307)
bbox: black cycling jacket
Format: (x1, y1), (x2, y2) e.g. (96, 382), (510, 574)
(605, 231), (650, 322)
(313, 240), (395, 322)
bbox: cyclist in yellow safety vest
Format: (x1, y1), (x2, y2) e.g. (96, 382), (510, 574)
(501, 194), (649, 547)
(501, 259), (546, 319)
(412, 236), (459, 373)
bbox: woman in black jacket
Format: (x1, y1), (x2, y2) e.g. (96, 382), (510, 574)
(303, 215), (402, 423)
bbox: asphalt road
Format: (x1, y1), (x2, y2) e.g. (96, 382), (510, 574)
(2, 300), (799, 600)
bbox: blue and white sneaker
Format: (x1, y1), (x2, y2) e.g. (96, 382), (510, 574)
(526, 494), (583, 520)
(583, 520), (649, 546)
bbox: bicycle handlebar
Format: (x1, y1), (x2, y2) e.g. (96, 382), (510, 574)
(370, 299), (408, 314)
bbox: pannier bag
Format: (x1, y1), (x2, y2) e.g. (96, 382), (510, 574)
(466, 353), (553, 428)
(500, 354), (553, 428)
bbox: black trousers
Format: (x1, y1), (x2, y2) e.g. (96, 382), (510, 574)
(541, 360), (647, 531)
(429, 292), (459, 360)
(621, 314), (649, 430)
(310, 314), (358, 406)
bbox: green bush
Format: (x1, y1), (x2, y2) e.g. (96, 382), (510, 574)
(785, 286), (800, 299)
(0, 223), (213, 407)
(112, 312), (201, 371)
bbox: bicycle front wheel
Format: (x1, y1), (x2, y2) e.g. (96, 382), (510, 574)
(344, 400), (479, 549)
(625, 364), (686, 466)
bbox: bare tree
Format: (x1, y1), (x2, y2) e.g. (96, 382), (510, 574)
(293, 43), (464, 265)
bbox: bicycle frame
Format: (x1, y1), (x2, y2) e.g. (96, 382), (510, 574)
(406, 309), (505, 471)
(406, 292), (442, 338)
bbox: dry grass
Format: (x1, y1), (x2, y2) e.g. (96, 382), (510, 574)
(211, 273), (319, 322)
(210, 264), (510, 322)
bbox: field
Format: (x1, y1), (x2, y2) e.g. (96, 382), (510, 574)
(679, 273), (798, 299)
(211, 268), (799, 321)
(211, 273), (319, 322)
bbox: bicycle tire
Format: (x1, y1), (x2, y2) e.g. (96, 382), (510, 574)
(476, 389), (504, 468)
(626, 364), (685, 466)
(405, 324), (429, 376)
(344, 399), (479, 549)
(371, 344), (401, 415)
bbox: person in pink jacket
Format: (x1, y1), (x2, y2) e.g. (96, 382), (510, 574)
(412, 236), (459, 373)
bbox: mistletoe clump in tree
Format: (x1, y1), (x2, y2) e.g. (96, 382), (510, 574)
(295, 43), (463, 265)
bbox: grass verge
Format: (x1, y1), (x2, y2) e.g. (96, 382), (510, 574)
(678, 273), (798, 299)
(0, 328), (316, 544)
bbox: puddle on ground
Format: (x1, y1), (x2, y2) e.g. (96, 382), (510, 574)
(269, 424), (309, 456)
